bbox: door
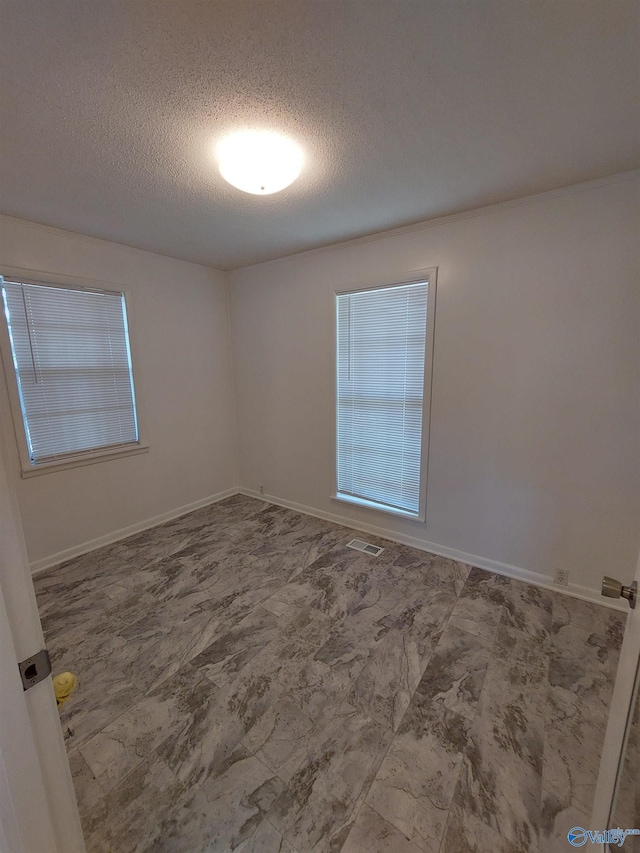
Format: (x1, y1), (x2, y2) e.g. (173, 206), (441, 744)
(0, 578), (57, 852)
(0, 410), (85, 852)
(592, 550), (640, 851)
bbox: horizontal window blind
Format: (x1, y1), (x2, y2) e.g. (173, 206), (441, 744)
(1, 279), (139, 464)
(336, 280), (428, 516)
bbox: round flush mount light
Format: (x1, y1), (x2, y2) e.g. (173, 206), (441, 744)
(216, 130), (304, 195)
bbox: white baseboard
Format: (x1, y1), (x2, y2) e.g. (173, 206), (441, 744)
(31, 484), (623, 612)
(238, 488), (625, 612)
(30, 487), (239, 576)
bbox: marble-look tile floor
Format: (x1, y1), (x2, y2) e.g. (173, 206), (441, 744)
(34, 495), (626, 853)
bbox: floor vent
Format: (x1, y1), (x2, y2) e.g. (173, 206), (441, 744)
(346, 538), (384, 556)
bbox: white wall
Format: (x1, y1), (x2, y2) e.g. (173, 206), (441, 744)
(0, 216), (239, 567)
(228, 174), (640, 597)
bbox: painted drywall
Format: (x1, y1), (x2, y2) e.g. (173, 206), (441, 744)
(228, 175), (640, 596)
(0, 216), (238, 565)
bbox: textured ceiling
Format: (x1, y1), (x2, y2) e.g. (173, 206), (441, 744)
(1, 1), (638, 270)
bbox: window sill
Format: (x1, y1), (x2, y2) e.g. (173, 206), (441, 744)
(331, 493), (425, 522)
(20, 443), (149, 478)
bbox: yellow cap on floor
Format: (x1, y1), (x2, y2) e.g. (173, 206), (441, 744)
(53, 671), (77, 708)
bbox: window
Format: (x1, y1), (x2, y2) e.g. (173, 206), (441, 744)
(1, 276), (142, 473)
(335, 271), (436, 519)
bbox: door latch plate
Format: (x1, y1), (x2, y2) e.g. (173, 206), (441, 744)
(18, 648), (52, 690)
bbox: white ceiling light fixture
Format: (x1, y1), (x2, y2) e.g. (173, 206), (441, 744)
(217, 130), (304, 195)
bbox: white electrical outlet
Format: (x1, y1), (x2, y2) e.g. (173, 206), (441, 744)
(259, 484), (264, 495)
(555, 569), (569, 587)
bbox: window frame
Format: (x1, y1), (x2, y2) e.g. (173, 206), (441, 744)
(332, 267), (437, 522)
(0, 267), (148, 478)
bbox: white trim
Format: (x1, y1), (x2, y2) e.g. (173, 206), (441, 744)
(30, 487), (238, 575)
(29, 483), (626, 608)
(0, 267), (149, 478)
(0, 215), (224, 274)
(228, 169), (640, 274)
(0, 263), (163, 302)
(332, 268), (437, 525)
(223, 271), (241, 486)
(332, 494), (423, 521)
(2, 172), (637, 275)
(20, 443), (150, 478)
(238, 488), (626, 611)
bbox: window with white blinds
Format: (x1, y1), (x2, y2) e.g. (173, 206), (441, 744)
(1, 278), (139, 466)
(335, 278), (431, 518)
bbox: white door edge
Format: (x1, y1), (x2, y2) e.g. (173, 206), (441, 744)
(0, 576), (56, 852)
(0, 404), (85, 853)
(591, 548), (640, 851)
